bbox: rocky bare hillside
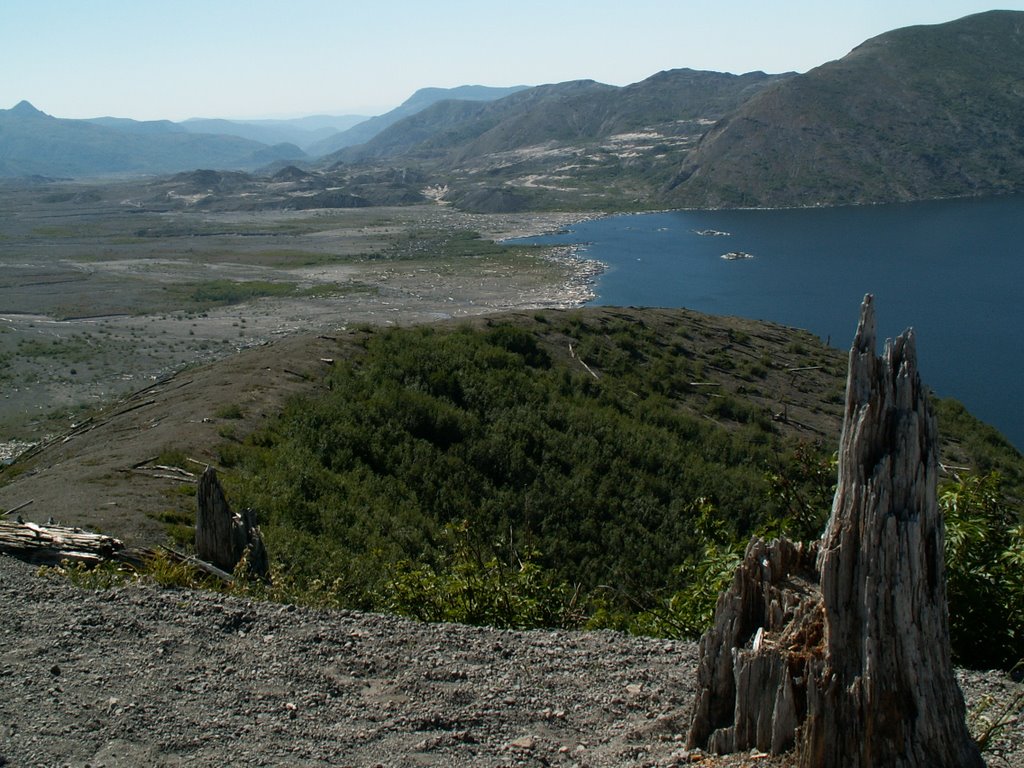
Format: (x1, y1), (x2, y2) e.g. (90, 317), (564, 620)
(1, 553), (1021, 767)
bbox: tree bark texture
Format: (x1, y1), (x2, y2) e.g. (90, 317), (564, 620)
(195, 466), (269, 581)
(687, 537), (822, 755)
(687, 295), (984, 767)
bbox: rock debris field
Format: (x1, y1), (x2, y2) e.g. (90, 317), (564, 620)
(0, 554), (1021, 768)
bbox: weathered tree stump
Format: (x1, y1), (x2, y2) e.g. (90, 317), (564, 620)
(687, 537), (823, 755)
(195, 466), (269, 581)
(687, 295), (984, 767)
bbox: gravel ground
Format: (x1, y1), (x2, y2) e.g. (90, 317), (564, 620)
(1, 555), (1020, 768)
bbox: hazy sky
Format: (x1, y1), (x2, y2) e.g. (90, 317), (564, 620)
(3, 1), (1022, 121)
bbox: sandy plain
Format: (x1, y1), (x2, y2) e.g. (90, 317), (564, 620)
(0, 193), (601, 454)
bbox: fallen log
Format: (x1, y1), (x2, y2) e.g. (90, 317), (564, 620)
(0, 519), (127, 565)
(0, 469), (269, 584)
(158, 545), (235, 583)
(2, 499), (34, 517)
(0, 519), (236, 583)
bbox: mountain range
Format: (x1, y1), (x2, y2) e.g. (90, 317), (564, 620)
(2, 11), (1022, 209)
(178, 114), (367, 151)
(0, 85), (524, 181)
(0, 101), (306, 177)
(665, 9), (1024, 206)
(326, 71), (791, 165)
(306, 84), (530, 156)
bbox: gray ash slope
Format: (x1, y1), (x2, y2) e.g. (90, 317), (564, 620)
(1, 555), (1022, 767)
(0, 554), (696, 768)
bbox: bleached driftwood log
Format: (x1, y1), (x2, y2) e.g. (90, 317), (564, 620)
(195, 466), (269, 581)
(0, 519), (126, 565)
(687, 295), (984, 767)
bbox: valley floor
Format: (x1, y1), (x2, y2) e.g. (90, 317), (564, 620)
(0, 202), (600, 449)
(2, 190), (1021, 768)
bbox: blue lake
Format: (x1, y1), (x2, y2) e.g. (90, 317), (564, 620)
(513, 196), (1024, 451)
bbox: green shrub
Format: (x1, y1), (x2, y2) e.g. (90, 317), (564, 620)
(41, 560), (133, 590)
(384, 521), (580, 629)
(216, 320), (814, 622)
(156, 448), (191, 470)
(215, 403), (245, 420)
(631, 498), (743, 637)
(942, 471), (1024, 667)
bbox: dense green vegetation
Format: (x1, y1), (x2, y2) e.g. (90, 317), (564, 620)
(205, 312), (1023, 666)
(220, 320), (784, 602)
(170, 279), (298, 307)
(159, 279), (374, 310)
(942, 472), (1024, 667)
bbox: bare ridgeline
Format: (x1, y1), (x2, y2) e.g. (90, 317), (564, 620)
(687, 295), (984, 767)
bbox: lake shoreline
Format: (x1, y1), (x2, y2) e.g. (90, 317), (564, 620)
(510, 197), (1024, 451)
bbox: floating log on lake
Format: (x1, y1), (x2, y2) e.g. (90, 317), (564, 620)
(686, 295), (984, 767)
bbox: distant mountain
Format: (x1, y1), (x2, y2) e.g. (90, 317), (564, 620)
(318, 13), (1024, 211)
(339, 80), (617, 162)
(8, 12), (1020, 206)
(302, 71), (794, 213)
(307, 85), (529, 156)
(666, 11), (1024, 207)
(180, 115), (367, 151)
(258, 114), (369, 132)
(467, 70), (790, 161)
(320, 11), (1024, 211)
(87, 116), (185, 135)
(326, 70), (790, 166)
(0, 102), (306, 178)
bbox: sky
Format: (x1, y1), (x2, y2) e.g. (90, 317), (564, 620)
(3, 1), (1023, 122)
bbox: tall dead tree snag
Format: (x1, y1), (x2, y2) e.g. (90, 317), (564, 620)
(687, 295), (984, 767)
(195, 466), (269, 582)
(802, 298), (982, 766)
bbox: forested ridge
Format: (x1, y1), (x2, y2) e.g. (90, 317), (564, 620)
(195, 308), (1023, 667)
